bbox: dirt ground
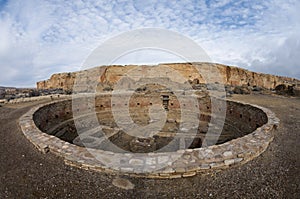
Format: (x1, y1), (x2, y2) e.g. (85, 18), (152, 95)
(0, 94), (299, 198)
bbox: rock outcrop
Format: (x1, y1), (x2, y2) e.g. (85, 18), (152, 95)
(37, 72), (75, 91)
(37, 63), (300, 94)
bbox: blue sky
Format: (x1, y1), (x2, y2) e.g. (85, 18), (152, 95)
(0, 0), (299, 87)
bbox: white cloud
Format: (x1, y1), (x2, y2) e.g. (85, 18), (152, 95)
(0, 0), (299, 87)
(199, 0), (300, 79)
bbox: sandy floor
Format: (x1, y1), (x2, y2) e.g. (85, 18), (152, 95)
(0, 94), (299, 198)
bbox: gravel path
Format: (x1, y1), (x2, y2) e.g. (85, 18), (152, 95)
(0, 94), (299, 198)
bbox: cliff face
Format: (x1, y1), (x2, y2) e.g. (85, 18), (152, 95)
(37, 72), (76, 91)
(37, 63), (300, 91)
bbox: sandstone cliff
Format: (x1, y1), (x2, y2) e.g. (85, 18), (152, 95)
(37, 63), (300, 92)
(37, 72), (76, 91)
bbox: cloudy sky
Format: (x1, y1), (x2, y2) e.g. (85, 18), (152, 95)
(0, 0), (299, 87)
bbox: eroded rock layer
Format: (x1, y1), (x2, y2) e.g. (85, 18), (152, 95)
(37, 63), (300, 92)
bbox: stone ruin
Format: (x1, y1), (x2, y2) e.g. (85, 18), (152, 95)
(18, 63), (293, 178)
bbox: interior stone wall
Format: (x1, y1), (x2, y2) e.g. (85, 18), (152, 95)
(20, 97), (278, 178)
(33, 94), (267, 152)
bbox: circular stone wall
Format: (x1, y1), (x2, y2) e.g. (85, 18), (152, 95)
(19, 95), (279, 178)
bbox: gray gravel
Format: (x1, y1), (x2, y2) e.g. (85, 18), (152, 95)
(0, 94), (299, 198)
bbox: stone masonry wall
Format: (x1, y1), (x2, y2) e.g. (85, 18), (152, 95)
(19, 98), (279, 178)
(34, 95), (267, 142)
